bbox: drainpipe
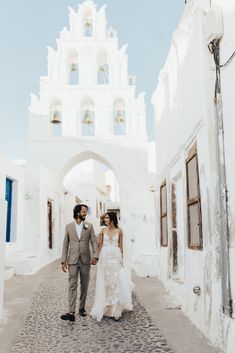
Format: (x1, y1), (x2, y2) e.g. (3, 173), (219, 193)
(208, 39), (234, 317)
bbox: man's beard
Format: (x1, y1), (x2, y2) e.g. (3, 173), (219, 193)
(78, 214), (86, 221)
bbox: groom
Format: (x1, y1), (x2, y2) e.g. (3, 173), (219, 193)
(61, 204), (99, 321)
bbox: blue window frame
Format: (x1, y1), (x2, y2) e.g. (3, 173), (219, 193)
(5, 178), (13, 242)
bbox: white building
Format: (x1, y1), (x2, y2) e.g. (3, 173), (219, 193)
(0, 154), (25, 318)
(0, 197), (5, 320)
(23, 0), (156, 274)
(152, 0), (235, 352)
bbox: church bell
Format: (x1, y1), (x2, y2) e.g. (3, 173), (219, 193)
(82, 110), (94, 125)
(85, 19), (92, 28)
(98, 65), (105, 72)
(115, 111), (125, 123)
(51, 111), (61, 124)
(71, 63), (77, 72)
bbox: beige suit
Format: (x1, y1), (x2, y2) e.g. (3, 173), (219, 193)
(61, 221), (99, 312)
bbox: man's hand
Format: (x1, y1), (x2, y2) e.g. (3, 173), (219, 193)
(90, 258), (98, 265)
(61, 262), (68, 273)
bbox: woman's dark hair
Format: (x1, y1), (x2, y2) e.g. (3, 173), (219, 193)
(105, 211), (118, 228)
(73, 204), (88, 219)
(100, 214), (106, 226)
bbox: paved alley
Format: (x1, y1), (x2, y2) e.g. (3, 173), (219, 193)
(8, 263), (174, 353)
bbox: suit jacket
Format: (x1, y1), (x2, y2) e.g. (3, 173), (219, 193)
(61, 221), (99, 265)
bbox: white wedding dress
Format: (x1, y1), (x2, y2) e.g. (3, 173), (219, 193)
(90, 229), (134, 321)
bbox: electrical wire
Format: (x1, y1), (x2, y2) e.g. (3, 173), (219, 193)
(219, 51), (235, 68)
(208, 41), (235, 68)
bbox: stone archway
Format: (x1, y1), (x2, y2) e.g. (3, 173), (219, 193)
(25, 141), (157, 275)
(60, 151), (121, 235)
(57, 150), (120, 186)
(58, 148), (158, 270)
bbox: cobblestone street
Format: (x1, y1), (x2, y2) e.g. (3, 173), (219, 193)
(9, 265), (174, 353)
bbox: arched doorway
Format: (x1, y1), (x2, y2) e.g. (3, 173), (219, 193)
(24, 144), (157, 275)
(55, 149), (157, 271)
(63, 158), (120, 234)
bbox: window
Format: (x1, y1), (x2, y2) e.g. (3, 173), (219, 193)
(160, 182), (168, 246)
(186, 145), (202, 250)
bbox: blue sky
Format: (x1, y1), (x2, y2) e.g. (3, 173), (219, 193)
(0, 1), (185, 159)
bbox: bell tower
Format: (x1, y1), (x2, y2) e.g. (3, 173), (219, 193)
(26, 0), (156, 276)
(29, 0), (147, 142)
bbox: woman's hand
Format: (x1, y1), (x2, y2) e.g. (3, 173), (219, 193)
(90, 258), (98, 265)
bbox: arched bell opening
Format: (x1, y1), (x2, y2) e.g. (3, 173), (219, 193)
(67, 48), (79, 85)
(80, 96), (95, 136)
(113, 98), (126, 135)
(97, 48), (109, 84)
(49, 97), (62, 136)
(83, 7), (93, 37)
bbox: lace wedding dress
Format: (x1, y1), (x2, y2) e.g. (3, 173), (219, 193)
(90, 230), (134, 321)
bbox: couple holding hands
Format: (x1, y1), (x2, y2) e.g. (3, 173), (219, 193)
(61, 204), (133, 322)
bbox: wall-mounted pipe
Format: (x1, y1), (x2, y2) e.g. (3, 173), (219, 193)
(208, 38), (233, 317)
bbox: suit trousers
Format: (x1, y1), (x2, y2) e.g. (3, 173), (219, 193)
(68, 261), (90, 313)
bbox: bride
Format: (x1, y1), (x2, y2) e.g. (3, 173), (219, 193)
(90, 211), (133, 321)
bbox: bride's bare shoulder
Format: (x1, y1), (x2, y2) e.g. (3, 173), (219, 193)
(118, 228), (123, 235)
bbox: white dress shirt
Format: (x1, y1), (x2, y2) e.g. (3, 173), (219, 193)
(75, 221), (83, 240)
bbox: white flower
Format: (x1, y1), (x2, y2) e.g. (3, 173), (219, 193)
(83, 223), (88, 230)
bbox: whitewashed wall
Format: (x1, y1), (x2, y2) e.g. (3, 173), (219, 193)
(0, 198), (7, 319)
(0, 154), (25, 269)
(105, 169), (120, 203)
(216, 1), (235, 352)
(20, 162), (65, 274)
(0, 153), (25, 319)
(152, 0), (235, 351)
